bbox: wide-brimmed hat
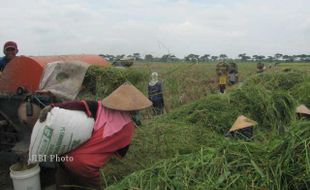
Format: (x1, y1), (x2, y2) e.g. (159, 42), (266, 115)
(102, 82), (152, 111)
(229, 115), (257, 132)
(296, 105), (310, 115)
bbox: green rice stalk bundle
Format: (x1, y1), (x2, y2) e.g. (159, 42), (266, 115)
(103, 71), (307, 189)
(242, 71), (305, 91)
(290, 79), (310, 107)
(105, 142), (267, 190)
(267, 121), (310, 190)
(229, 85), (271, 127)
(106, 121), (310, 190)
(168, 84), (296, 134)
(166, 95), (242, 134)
(81, 65), (147, 99)
(101, 123), (223, 187)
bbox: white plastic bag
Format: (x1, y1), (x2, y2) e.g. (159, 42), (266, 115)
(28, 107), (94, 164)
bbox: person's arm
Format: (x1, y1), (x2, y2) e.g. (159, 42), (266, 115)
(52, 100), (98, 118)
(158, 82), (164, 105)
(115, 145), (130, 158)
(0, 58), (5, 71)
(39, 100), (98, 122)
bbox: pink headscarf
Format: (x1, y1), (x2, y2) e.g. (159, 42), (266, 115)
(94, 101), (132, 139)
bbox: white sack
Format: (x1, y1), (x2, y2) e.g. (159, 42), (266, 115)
(28, 107), (94, 164)
(39, 61), (89, 100)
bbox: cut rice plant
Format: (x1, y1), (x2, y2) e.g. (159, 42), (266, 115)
(242, 71), (306, 91)
(97, 67), (309, 189)
(106, 121), (310, 190)
(291, 79), (310, 107)
(81, 65), (147, 99)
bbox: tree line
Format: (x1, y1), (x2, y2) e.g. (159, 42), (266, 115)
(100, 53), (310, 63)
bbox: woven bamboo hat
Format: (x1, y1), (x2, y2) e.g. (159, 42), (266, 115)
(229, 115), (258, 132)
(102, 82), (152, 111)
(296, 105), (310, 115)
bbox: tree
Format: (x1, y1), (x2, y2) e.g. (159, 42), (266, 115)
(219, 54), (228, 60)
(238, 53), (251, 61)
(161, 54), (177, 62)
(296, 54), (309, 62)
(253, 55), (265, 61)
(100, 54), (115, 61)
(238, 53), (250, 61)
(282, 55), (296, 62)
(211, 56), (218, 61)
(258, 55), (266, 60)
(238, 53), (245, 59)
(184, 54), (200, 62)
(133, 53), (141, 60)
(266, 56), (274, 62)
(145, 54), (153, 61)
(274, 53), (283, 61)
(115, 54), (125, 60)
(200, 54), (210, 62)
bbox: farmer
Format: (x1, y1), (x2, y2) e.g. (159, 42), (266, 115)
(0, 41), (19, 71)
(148, 72), (165, 115)
(218, 71), (227, 93)
(228, 70), (238, 85)
(256, 62), (265, 73)
(296, 104), (310, 119)
(225, 115), (257, 140)
(228, 62), (238, 85)
(39, 82), (152, 190)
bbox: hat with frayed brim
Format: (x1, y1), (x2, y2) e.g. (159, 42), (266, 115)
(102, 82), (152, 111)
(229, 115), (258, 132)
(296, 105), (310, 115)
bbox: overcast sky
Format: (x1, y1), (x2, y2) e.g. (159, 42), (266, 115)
(0, 0), (309, 58)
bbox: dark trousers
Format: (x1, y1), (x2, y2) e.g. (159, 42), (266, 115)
(233, 127), (253, 140)
(219, 84), (226, 93)
(56, 163), (100, 190)
(152, 100), (164, 115)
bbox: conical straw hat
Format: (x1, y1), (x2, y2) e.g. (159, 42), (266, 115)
(102, 82), (152, 111)
(296, 104), (310, 115)
(229, 115), (258, 132)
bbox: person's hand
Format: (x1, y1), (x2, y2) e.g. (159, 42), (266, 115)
(39, 105), (53, 122)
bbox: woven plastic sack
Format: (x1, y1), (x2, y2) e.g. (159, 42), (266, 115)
(28, 107), (94, 164)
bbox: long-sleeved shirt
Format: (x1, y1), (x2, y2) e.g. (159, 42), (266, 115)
(0, 56), (10, 71)
(50, 100), (134, 187)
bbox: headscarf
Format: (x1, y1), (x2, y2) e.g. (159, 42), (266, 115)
(149, 72), (159, 86)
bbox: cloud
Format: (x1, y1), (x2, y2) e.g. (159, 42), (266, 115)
(0, 0), (309, 58)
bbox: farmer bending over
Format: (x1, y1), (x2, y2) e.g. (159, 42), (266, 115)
(296, 104), (310, 119)
(39, 82), (152, 190)
(225, 115), (257, 140)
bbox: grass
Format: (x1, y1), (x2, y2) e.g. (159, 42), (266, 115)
(106, 120), (310, 190)
(78, 61), (310, 189)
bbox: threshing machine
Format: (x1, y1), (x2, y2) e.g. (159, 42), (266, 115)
(0, 55), (109, 160)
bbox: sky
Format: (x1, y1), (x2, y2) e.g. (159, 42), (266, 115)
(0, 0), (309, 58)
